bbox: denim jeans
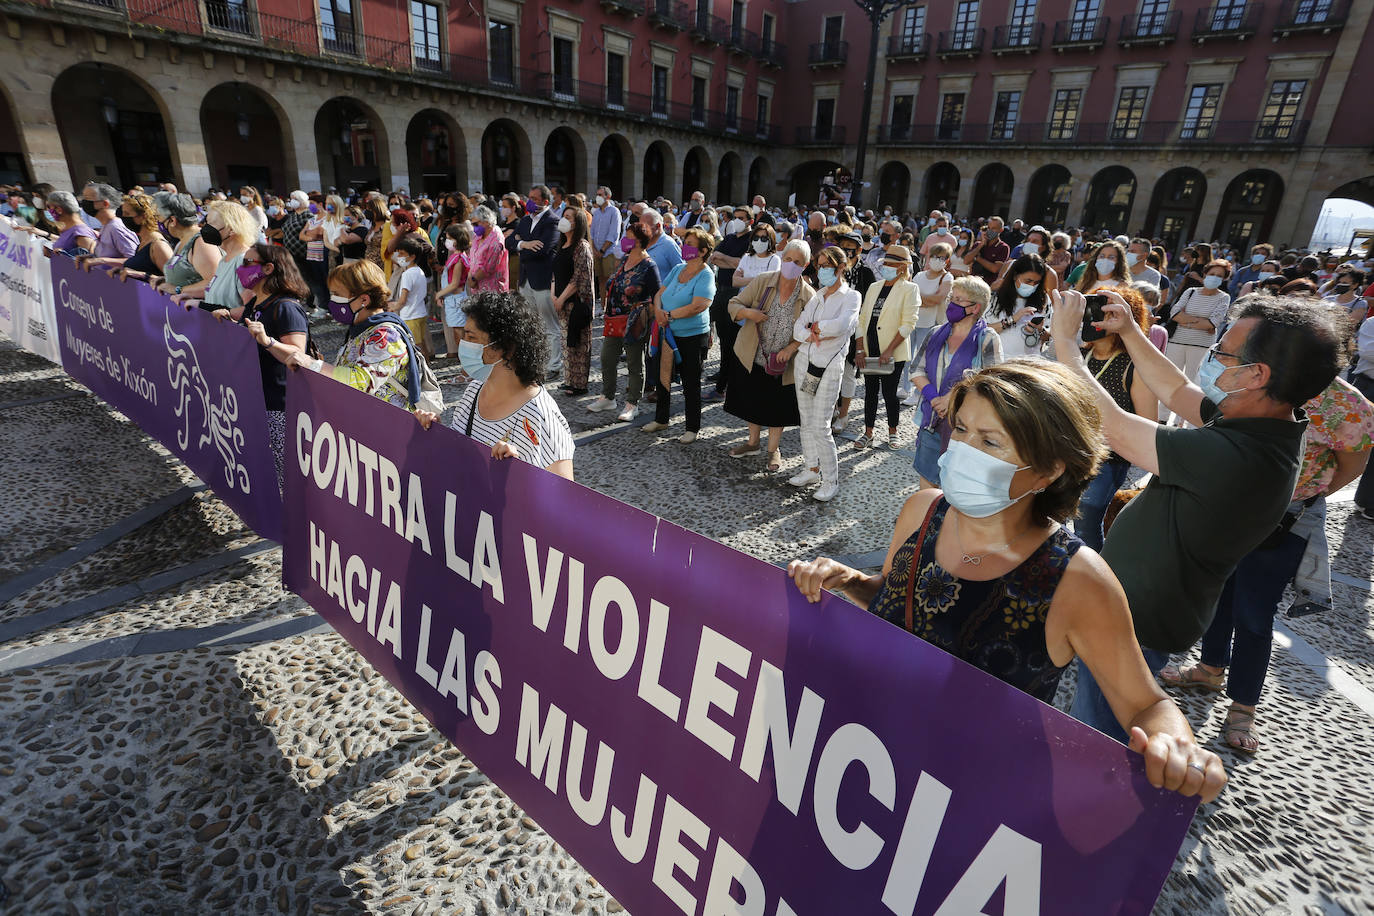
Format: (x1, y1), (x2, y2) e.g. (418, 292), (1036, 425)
(1199, 529), (1306, 707)
(1073, 459), (1131, 551)
(1069, 646), (1172, 743)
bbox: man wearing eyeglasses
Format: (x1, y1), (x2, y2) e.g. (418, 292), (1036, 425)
(1049, 289), (1346, 743)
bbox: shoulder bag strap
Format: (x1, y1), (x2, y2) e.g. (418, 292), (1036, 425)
(464, 389), (477, 437)
(902, 498), (943, 633)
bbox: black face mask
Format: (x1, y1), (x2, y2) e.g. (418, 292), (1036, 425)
(1335, 284), (1352, 294)
(199, 223), (224, 246)
(881, 232), (893, 245)
(80, 199), (99, 217)
(120, 216), (140, 233)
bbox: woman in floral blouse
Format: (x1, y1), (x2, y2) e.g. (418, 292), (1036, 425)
(465, 205), (509, 294)
(588, 222), (661, 421)
(553, 207), (597, 395)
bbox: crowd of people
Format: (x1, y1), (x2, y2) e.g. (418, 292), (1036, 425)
(7, 173), (1374, 807)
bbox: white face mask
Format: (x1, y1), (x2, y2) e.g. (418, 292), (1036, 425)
(1021, 242), (1039, 256)
(1126, 252), (1141, 267)
(1095, 258), (1116, 276)
(393, 255), (409, 267)
(240, 196), (252, 205)
(286, 199), (300, 209)
(1257, 271), (1275, 282)
(726, 219), (746, 236)
(557, 217), (572, 234)
(1016, 282), (1037, 298)
(936, 227), (948, 236)
(445, 239), (456, 252)
(595, 196), (606, 207)
(927, 258), (946, 271)
(752, 239), (769, 254)
(937, 440), (1034, 519)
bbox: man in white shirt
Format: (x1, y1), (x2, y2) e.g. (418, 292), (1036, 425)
(1128, 237), (1162, 287)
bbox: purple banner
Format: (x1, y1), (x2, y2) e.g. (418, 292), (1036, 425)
(283, 368), (1196, 916)
(49, 255), (283, 542)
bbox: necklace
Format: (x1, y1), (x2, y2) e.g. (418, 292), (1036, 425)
(951, 510), (1038, 566)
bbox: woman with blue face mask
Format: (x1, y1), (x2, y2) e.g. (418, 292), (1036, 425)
(787, 360), (1228, 806)
(1164, 259), (1233, 422)
(986, 254), (1051, 360)
(854, 245), (923, 450)
(448, 291), (575, 479)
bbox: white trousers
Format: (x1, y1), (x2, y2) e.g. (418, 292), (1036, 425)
(1163, 340), (1208, 422)
(796, 350), (846, 485)
(522, 281), (563, 373)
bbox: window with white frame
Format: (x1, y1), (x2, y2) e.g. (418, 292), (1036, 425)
(411, 1), (442, 69)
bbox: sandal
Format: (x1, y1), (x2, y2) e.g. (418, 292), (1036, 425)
(729, 443), (763, 458)
(887, 433), (899, 450)
(766, 451), (782, 473)
(1158, 663), (1224, 691)
(1223, 706), (1260, 754)
(855, 435), (871, 449)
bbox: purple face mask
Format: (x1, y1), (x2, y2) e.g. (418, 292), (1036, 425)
(779, 261), (804, 280)
(525, 199), (540, 214)
(620, 236), (636, 254)
(308, 203), (319, 215)
(235, 263), (266, 289)
(473, 224), (486, 237)
(328, 295), (357, 325)
(946, 301), (970, 324)
(681, 244), (700, 261)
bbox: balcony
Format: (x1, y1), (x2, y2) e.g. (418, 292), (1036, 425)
(647, 0), (690, 31)
(936, 27), (985, 58)
(872, 119), (1311, 147)
(1052, 16), (1109, 49)
(886, 33), (931, 60)
(600, 0), (645, 18)
(992, 21), (1043, 53)
(795, 125), (847, 145)
(728, 24), (761, 55)
(758, 37), (786, 67)
(1118, 10), (1181, 45)
(807, 40), (848, 67)
(204, 0), (253, 35)
(690, 11), (729, 44)
(1193, 3), (1262, 41)
(1273, 0), (1346, 35)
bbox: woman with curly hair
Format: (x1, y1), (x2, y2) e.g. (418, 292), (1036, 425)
(80, 193), (173, 279)
(448, 291), (575, 478)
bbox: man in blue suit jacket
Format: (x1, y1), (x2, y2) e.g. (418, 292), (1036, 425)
(509, 184), (562, 379)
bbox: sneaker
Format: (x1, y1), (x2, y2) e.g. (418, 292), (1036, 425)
(678, 431), (698, 444)
(813, 482), (838, 502)
(788, 468), (821, 487)
(728, 443), (763, 458)
(616, 403), (638, 422)
(830, 415), (848, 435)
(1362, 507), (1374, 521)
(641, 421), (669, 433)
(588, 397), (618, 412)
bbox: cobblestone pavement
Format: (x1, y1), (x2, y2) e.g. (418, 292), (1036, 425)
(2, 321), (1373, 916)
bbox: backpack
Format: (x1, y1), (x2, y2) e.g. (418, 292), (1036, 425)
(360, 313), (446, 414)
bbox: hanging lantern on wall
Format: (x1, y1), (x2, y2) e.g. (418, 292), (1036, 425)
(237, 113), (251, 140)
(101, 97), (119, 128)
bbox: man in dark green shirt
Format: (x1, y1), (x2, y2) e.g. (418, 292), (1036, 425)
(1051, 291), (1344, 741)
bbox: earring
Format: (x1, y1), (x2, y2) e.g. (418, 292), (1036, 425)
(1033, 487), (1046, 494)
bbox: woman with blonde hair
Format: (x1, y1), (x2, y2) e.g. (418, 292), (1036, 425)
(170, 200), (256, 310)
(854, 244), (921, 450)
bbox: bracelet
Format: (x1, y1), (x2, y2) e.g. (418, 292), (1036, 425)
(261, 337), (275, 350)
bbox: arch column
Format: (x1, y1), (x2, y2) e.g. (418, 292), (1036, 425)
(145, 74), (212, 194)
(1008, 172), (1031, 225)
(1195, 175), (1228, 242)
(0, 68), (66, 188)
(463, 125), (486, 195)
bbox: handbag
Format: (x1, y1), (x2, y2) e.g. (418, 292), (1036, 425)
(860, 356), (896, 375)
(603, 314), (629, 338)
(1164, 288), (1194, 339)
(763, 350), (788, 376)
(900, 499), (942, 632)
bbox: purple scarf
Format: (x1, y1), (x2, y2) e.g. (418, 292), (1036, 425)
(921, 319), (988, 437)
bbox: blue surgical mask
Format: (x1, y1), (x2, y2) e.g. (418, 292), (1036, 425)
(1197, 351), (1255, 407)
(458, 339), (494, 382)
(1203, 275), (1224, 289)
(818, 267), (838, 287)
(937, 440), (1033, 519)
(1016, 282), (1036, 298)
(879, 265), (899, 281)
(1257, 271), (1275, 282)
(1251, 253), (1265, 265)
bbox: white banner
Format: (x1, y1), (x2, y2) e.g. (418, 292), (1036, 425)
(0, 216), (63, 366)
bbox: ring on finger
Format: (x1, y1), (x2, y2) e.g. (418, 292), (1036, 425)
(1187, 762), (1206, 775)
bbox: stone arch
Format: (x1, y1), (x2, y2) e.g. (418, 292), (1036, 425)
(481, 118), (532, 195)
(542, 126), (585, 198)
(1143, 167), (1207, 255)
(1025, 164), (1072, 228)
(682, 146), (711, 203)
(717, 151), (742, 203)
(643, 140), (676, 202)
(747, 155), (772, 205)
(200, 82), (295, 194)
(970, 163), (1014, 220)
(314, 97), (390, 193)
(406, 108), (464, 199)
(877, 161), (911, 212)
(0, 77), (30, 185)
(597, 134), (634, 200)
(1082, 166), (1137, 236)
(1325, 176), (1374, 210)
(1213, 169), (1284, 252)
(922, 161), (961, 214)
(51, 62), (178, 190)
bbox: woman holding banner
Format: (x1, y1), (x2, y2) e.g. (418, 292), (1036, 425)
(149, 193), (219, 300)
(787, 360), (1227, 803)
(447, 291), (575, 479)
(170, 201), (255, 311)
(23, 191), (95, 256)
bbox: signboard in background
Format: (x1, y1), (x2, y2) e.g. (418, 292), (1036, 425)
(47, 255), (283, 542)
(0, 216), (64, 365)
(283, 367), (1198, 916)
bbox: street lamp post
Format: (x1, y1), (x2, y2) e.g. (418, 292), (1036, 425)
(849, 0), (907, 211)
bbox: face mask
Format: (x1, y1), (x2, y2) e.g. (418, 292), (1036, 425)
(308, 203), (319, 215)
(1197, 351), (1256, 406)
(681, 244), (699, 261)
(1203, 275), (1224, 289)
(725, 219), (745, 236)
(500, 207), (511, 220)
(749, 239), (769, 254)
(928, 218), (937, 227)
(881, 233), (894, 246)
(1126, 252), (1142, 268)
(620, 237), (636, 254)
(235, 263), (266, 288)
(959, 237), (970, 247)
(121, 216), (140, 233)
(1021, 242), (1039, 256)
(779, 261), (804, 280)
(557, 218), (572, 234)
(474, 224), (487, 238)
(445, 239), (457, 252)
(1016, 282), (1037, 298)
(199, 223), (224, 247)
(80, 199), (100, 216)
(883, 210), (892, 217)
(526, 200), (540, 214)
(1257, 271), (1275, 282)
(328, 293), (359, 324)
(286, 199), (300, 210)
(393, 255), (409, 268)
(326, 205), (335, 214)
(458, 339), (494, 382)
(818, 267), (838, 287)
(47, 208), (61, 221)
(267, 206), (281, 217)
(927, 258), (946, 272)
(937, 440), (1034, 519)
(691, 200), (702, 211)
(240, 196), (252, 205)
(595, 196), (605, 207)
(32, 196), (44, 209)
(1335, 284), (1352, 294)
(1251, 253), (1265, 265)
(1094, 258), (1115, 276)
(936, 227), (948, 236)
(880, 265), (899, 281)
(946, 302), (972, 324)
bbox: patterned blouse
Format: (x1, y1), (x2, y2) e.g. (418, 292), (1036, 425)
(469, 228), (509, 293)
(867, 497), (1082, 704)
(1295, 377), (1374, 500)
(330, 321), (414, 410)
(605, 256), (661, 316)
(755, 281), (803, 367)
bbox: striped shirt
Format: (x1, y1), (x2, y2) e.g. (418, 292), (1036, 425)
(451, 380), (575, 470)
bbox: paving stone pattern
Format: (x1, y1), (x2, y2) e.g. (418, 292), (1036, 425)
(2, 327), (1373, 915)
